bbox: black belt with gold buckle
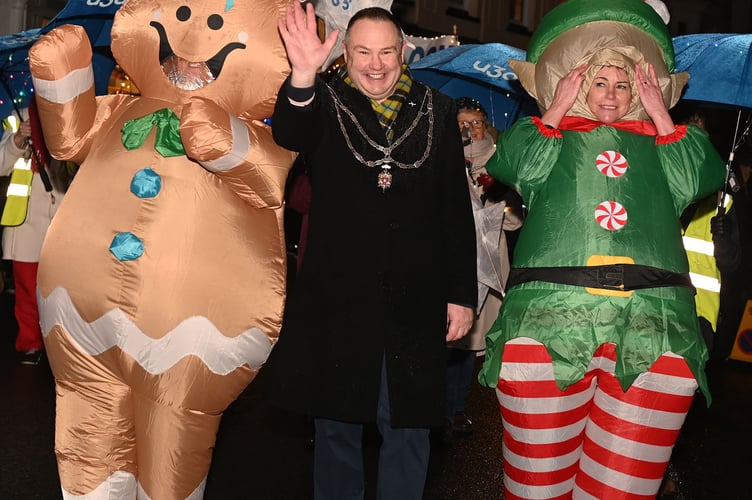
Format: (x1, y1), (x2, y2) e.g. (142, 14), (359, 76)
(506, 264), (695, 293)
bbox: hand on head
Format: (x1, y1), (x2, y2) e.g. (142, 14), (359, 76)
(635, 63), (675, 134)
(635, 64), (664, 113)
(541, 63), (588, 128)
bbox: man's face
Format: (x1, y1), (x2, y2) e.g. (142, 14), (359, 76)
(343, 18), (406, 102)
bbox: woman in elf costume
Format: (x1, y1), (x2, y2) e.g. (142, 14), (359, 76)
(479, 0), (725, 498)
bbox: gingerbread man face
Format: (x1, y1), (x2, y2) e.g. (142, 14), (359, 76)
(111, 0), (290, 119)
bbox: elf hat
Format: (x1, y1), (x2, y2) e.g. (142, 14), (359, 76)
(510, 0), (688, 121)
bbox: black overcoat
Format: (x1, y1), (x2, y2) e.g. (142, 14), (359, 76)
(265, 75), (477, 427)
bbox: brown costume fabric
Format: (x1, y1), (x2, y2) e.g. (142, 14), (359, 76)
(28, 0), (295, 497)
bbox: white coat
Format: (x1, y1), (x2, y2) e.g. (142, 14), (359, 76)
(0, 122), (65, 262)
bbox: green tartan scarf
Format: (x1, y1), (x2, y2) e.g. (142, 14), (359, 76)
(342, 64), (412, 141)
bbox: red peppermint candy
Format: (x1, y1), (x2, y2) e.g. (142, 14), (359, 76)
(595, 201), (628, 230)
(595, 150), (628, 177)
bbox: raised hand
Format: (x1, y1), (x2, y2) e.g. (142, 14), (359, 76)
(29, 24), (93, 83)
(278, 1), (340, 87)
(541, 63), (588, 128)
(636, 63), (675, 135)
(29, 24), (97, 161)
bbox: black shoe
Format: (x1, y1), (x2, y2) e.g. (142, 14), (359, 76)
(452, 411), (473, 435)
(20, 349), (43, 366)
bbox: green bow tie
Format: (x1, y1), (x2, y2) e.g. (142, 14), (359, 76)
(121, 108), (186, 157)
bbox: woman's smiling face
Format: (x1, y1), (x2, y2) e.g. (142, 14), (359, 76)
(586, 66), (632, 124)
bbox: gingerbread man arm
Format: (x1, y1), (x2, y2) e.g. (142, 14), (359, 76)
(29, 24), (125, 165)
(179, 97), (296, 208)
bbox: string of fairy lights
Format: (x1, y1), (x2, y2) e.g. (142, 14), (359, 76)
(0, 60), (141, 123)
(0, 24), (478, 118)
(0, 54), (34, 112)
(0, 23), (515, 133)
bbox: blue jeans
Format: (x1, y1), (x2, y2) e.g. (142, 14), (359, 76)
(313, 359), (430, 500)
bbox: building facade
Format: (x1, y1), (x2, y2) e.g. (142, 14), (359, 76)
(394, 0), (752, 49)
(8, 1), (752, 43)
(1, 0), (65, 36)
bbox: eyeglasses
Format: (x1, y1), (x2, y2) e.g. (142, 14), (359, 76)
(458, 120), (485, 129)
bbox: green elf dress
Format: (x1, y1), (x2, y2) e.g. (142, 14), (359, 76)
(478, 0), (727, 404)
(479, 116), (725, 400)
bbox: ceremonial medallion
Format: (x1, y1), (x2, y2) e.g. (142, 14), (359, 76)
(378, 167), (393, 191)
(328, 86), (435, 192)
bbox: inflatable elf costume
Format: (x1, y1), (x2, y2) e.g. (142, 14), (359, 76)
(479, 0), (725, 497)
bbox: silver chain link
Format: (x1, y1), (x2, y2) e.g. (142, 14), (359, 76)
(327, 85), (434, 170)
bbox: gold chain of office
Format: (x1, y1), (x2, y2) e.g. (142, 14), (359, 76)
(327, 85), (435, 191)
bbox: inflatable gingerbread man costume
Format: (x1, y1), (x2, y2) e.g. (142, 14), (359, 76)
(29, 0), (294, 497)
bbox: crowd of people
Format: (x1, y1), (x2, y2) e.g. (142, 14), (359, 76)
(3, 0), (752, 499)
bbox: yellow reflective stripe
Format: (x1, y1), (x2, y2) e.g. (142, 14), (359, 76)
(5, 114), (19, 132)
(689, 272), (721, 293)
(6, 184), (30, 197)
(722, 193), (732, 209)
(13, 157), (31, 170)
(683, 236), (714, 256)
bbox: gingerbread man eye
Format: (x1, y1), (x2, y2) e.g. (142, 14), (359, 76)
(207, 14), (224, 30)
(176, 6), (191, 21)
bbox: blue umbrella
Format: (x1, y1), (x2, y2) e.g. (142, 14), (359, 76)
(39, 0), (124, 96)
(673, 33), (752, 109)
(409, 43), (538, 131)
(43, 0), (123, 47)
(673, 33), (752, 214)
(0, 0), (124, 120)
(0, 29), (42, 120)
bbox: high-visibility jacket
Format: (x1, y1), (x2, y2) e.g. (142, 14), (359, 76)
(1, 154), (33, 226)
(1, 111), (33, 227)
(682, 194), (732, 331)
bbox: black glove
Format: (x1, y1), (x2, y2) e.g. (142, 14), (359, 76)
(711, 211), (742, 273)
(710, 214), (728, 239)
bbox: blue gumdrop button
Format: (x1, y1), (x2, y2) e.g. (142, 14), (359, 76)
(130, 167), (162, 198)
(110, 232), (144, 261)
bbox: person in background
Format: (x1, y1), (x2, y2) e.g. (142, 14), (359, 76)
(443, 98), (522, 441)
(0, 102), (67, 365)
(265, 3), (477, 499)
(714, 142), (752, 360)
(457, 97), (498, 199)
(667, 107), (742, 356)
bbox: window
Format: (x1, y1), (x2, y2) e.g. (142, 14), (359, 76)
(447, 0), (469, 11)
(447, 0), (480, 19)
(509, 0), (534, 30)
